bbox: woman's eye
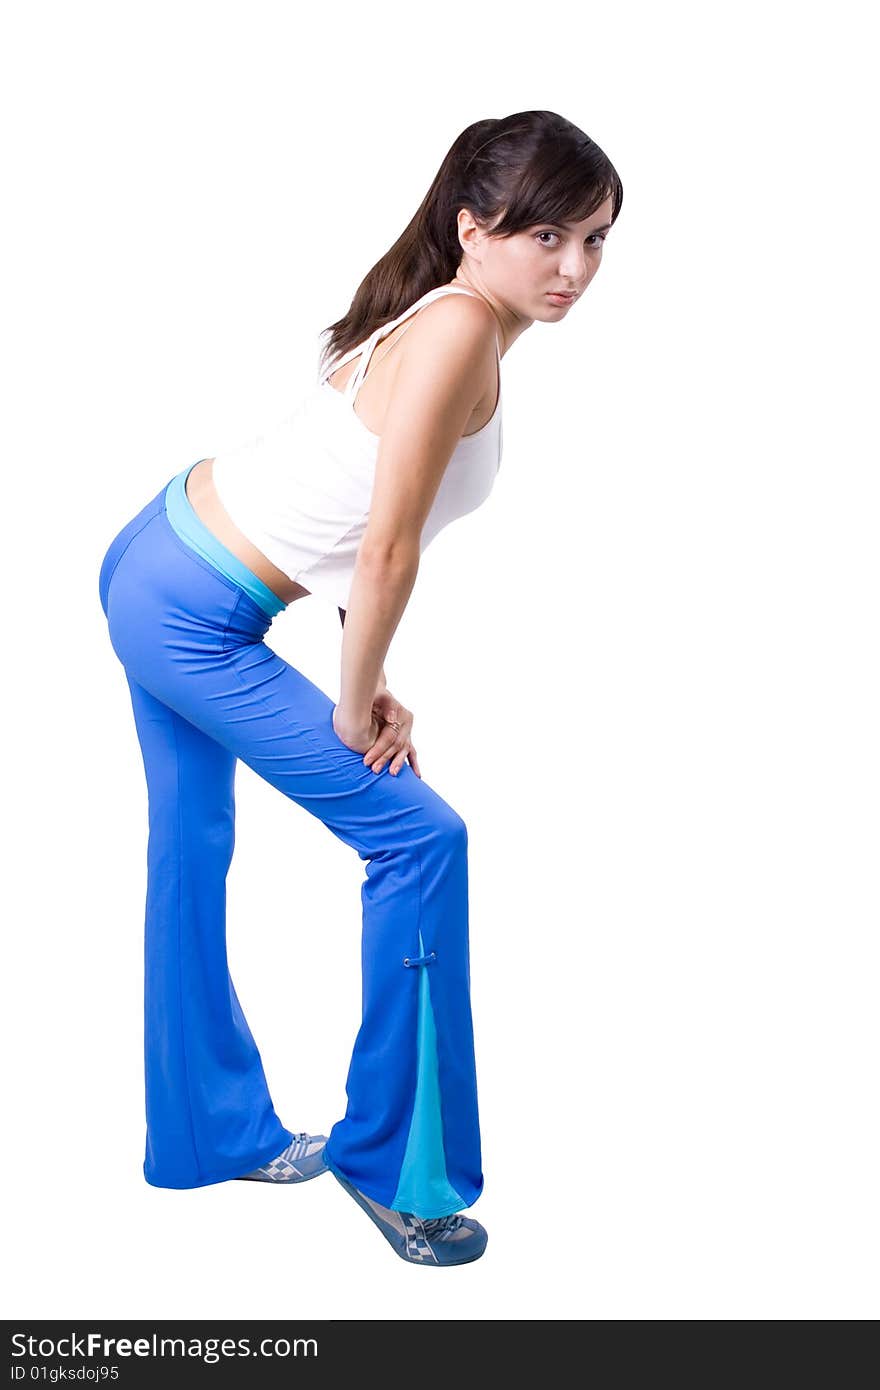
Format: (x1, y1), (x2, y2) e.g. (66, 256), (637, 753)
(535, 230), (607, 248)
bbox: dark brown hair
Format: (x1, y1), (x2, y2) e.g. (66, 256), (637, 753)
(318, 109), (623, 377)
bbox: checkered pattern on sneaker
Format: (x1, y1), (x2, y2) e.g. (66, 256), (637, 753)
(237, 1132), (327, 1183)
(401, 1213), (440, 1264)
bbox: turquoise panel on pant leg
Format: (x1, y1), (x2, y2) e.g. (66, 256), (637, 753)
(391, 931), (465, 1217)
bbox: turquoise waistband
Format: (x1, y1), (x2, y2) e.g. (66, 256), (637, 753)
(164, 461), (288, 619)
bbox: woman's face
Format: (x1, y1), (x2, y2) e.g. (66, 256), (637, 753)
(462, 193), (615, 323)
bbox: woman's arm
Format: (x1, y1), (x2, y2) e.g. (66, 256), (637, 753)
(335, 296), (495, 732)
(338, 548), (419, 728)
(338, 606), (386, 693)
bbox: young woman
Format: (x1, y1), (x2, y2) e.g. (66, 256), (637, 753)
(97, 109), (622, 1267)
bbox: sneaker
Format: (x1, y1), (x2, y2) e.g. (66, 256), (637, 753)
(328, 1161), (487, 1266)
(235, 1132), (328, 1183)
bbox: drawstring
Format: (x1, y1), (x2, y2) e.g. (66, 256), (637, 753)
(403, 951), (437, 968)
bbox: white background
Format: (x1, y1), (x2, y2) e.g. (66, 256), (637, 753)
(3, 0), (877, 1321)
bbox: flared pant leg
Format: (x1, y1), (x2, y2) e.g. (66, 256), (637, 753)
(98, 486), (483, 1216)
(124, 672), (295, 1188)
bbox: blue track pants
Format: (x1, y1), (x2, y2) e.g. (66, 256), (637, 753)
(97, 469), (483, 1218)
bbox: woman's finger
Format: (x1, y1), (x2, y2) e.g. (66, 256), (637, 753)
(389, 744), (411, 776)
(364, 729), (405, 769)
(383, 739), (420, 778)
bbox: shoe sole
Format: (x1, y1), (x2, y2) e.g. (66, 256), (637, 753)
(327, 1160), (486, 1266)
(234, 1164), (328, 1183)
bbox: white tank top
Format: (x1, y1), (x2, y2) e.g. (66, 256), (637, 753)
(210, 285), (503, 610)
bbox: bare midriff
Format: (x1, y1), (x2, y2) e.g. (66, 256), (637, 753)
(184, 460), (312, 605)
(184, 284), (500, 607)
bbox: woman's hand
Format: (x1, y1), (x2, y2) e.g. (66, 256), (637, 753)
(332, 706), (382, 756)
(333, 690), (421, 778)
(367, 688), (420, 777)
